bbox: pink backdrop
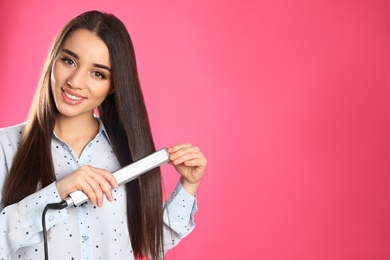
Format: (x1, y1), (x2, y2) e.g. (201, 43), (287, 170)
(1, 0), (390, 259)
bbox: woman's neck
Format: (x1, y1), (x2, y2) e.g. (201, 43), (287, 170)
(54, 113), (99, 157)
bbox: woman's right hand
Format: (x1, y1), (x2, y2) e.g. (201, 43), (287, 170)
(56, 165), (118, 207)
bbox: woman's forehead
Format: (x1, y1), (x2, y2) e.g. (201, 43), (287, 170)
(62, 29), (111, 68)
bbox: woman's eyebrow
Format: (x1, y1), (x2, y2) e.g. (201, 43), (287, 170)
(93, 63), (111, 72)
(61, 48), (111, 72)
(62, 48), (79, 59)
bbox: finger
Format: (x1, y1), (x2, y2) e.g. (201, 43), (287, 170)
(182, 157), (207, 168)
(171, 149), (203, 165)
(87, 167), (117, 203)
(101, 183), (114, 202)
(71, 171), (97, 204)
(87, 170), (117, 206)
(169, 145), (200, 161)
(84, 175), (104, 207)
(78, 181), (98, 206)
(91, 167), (118, 189)
(74, 167), (106, 207)
(167, 143), (192, 154)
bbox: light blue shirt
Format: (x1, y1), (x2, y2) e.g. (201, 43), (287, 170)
(0, 120), (197, 259)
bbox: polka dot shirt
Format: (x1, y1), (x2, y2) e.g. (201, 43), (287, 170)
(0, 120), (197, 259)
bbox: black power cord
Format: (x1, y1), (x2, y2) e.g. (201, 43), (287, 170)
(42, 201), (69, 260)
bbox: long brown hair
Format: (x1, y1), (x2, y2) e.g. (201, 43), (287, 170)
(3, 11), (164, 259)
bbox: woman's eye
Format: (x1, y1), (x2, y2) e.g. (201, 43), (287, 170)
(92, 71), (106, 79)
(60, 57), (75, 66)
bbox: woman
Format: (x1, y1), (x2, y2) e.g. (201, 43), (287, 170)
(0, 10), (207, 259)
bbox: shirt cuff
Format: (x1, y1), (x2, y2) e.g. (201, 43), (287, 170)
(164, 181), (198, 237)
(25, 182), (69, 233)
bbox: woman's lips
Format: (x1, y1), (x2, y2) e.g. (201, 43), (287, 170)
(61, 87), (86, 105)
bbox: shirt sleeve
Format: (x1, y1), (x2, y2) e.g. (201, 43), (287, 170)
(0, 128), (70, 258)
(0, 182), (69, 258)
(162, 181), (198, 251)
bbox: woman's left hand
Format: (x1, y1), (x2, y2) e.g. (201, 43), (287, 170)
(168, 144), (207, 196)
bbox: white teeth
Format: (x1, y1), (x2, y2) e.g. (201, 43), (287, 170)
(64, 91), (83, 101)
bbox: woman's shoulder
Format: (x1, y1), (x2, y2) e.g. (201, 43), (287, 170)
(0, 122), (26, 147)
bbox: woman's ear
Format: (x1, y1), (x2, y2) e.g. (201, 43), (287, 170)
(109, 87), (115, 94)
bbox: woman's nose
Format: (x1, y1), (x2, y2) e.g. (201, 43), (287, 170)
(66, 69), (87, 89)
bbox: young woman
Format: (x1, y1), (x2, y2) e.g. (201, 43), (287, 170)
(0, 10), (207, 259)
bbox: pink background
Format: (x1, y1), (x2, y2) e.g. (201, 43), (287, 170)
(1, 0), (390, 259)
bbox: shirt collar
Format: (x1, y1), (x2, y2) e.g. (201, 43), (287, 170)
(52, 116), (113, 147)
(96, 116), (112, 147)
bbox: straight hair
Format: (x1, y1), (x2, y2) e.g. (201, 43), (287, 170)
(2, 10), (164, 259)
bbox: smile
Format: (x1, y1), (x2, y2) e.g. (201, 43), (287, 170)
(61, 87), (85, 101)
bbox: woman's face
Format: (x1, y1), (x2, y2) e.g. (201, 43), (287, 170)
(51, 29), (113, 119)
